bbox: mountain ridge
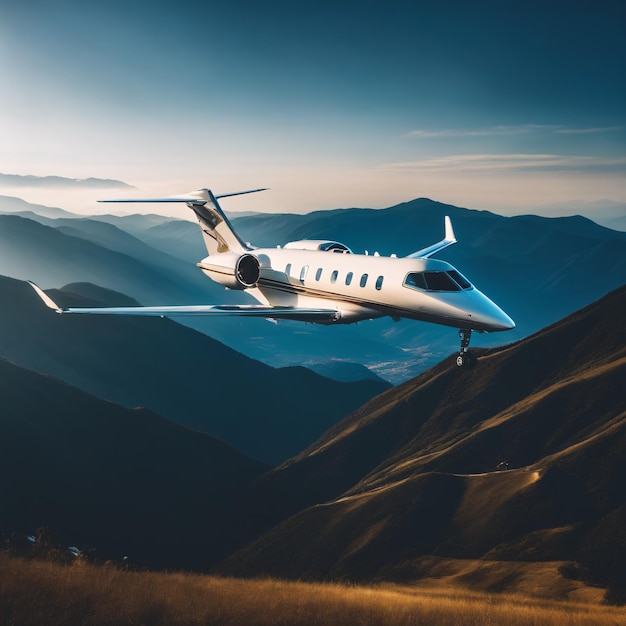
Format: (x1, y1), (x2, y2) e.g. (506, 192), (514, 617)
(217, 285), (626, 599)
(3, 194), (625, 382)
(0, 173), (133, 189)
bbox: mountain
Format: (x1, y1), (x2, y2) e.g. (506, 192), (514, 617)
(0, 214), (212, 304)
(0, 212), (275, 354)
(231, 199), (626, 324)
(217, 286), (626, 600)
(0, 354), (267, 570)
(92, 199), (626, 383)
(0, 210), (415, 383)
(0, 173), (133, 189)
(305, 361), (389, 384)
(0, 195), (79, 219)
(123, 218), (206, 263)
(604, 215), (626, 232)
(227, 200), (626, 378)
(0, 276), (387, 464)
(3, 195), (625, 383)
(526, 199), (626, 227)
(89, 212), (181, 236)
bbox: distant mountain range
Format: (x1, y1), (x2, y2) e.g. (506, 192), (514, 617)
(526, 199), (626, 230)
(0, 195), (79, 218)
(0, 202), (402, 382)
(1, 195), (624, 383)
(0, 173), (133, 189)
(217, 286), (626, 600)
(232, 199), (626, 378)
(0, 276), (387, 464)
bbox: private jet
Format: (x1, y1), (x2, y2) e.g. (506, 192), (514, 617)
(29, 188), (515, 366)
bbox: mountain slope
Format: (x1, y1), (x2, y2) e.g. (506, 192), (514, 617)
(0, 213), (224, 304)
(0, 195), (79, 218)
(0, 355), (267, 570)
(218, 286), (626, 598)
(0, 276), (388, 464)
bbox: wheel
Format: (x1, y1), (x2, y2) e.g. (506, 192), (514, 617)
(456, 352), (474, 367)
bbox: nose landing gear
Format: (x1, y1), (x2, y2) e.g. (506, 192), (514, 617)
(456, 328), (473, 366)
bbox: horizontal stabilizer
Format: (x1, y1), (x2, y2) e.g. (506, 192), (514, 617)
(98, 188), (267, 204)
(27, 282), (339, 322)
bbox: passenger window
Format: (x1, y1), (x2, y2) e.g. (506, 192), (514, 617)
(360, 273), (368, 287)
(345, 272), (353, 286)
(300, 265), (308, 283)
(331, 270), (338, 284)
(315, 268), (323, 281)
(375, 275), (384, 290)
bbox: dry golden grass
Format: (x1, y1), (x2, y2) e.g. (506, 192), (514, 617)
(1, 554), (624, 626)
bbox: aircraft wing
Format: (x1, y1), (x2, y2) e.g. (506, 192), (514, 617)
(27, 282), (339, 322)
(406, 215), (457, 258)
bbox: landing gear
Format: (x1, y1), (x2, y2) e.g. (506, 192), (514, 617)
(456, 329), (473, 366)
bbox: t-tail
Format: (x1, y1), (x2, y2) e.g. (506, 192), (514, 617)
(99, 187), (266, 255)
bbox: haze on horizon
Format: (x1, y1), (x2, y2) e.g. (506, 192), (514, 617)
(0, 1), (624, 218)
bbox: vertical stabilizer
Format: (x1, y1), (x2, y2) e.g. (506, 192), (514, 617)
(186, 188), (249, 255)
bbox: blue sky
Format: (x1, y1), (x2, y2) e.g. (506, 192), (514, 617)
(1, 0), (624, 215)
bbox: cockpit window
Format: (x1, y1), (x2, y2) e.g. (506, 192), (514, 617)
(425, 271), (460, 291)
(447, 269), (472, 290)
(403, 271), (473, 292)
(404, 272), (427, 290)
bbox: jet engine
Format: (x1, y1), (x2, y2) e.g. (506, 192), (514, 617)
(197, 252), (260, 289)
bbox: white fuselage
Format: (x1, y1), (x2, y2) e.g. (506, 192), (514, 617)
(198, 247), (515, 332)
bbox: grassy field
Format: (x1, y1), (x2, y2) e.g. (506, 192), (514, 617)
(1, 554), (624, 626)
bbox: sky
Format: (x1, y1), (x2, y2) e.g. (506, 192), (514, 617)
(0, 0), (625, 217)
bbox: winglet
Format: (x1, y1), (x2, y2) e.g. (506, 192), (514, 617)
(27, 281), (63, 312)
(406, 215), (458, 259)
(444, 215), (456, 244)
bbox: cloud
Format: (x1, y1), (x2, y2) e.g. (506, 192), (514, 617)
(408, 125), (625, 138)
(554, 126), (625, 134)
(380, 154), (626, 172)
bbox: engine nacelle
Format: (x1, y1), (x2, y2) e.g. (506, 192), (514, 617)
(197, 253), (260, 290)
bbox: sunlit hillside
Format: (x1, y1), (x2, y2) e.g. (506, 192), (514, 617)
(1, 555), (624, 626)
(220, 286), (626, 600)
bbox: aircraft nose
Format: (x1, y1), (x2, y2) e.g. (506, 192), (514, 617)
(472, 293), (515, 331)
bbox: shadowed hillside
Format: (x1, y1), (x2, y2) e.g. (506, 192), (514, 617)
(0, 276), (388, 464)
(218, 286), (626, 600)
(0, 355), (267, 569)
